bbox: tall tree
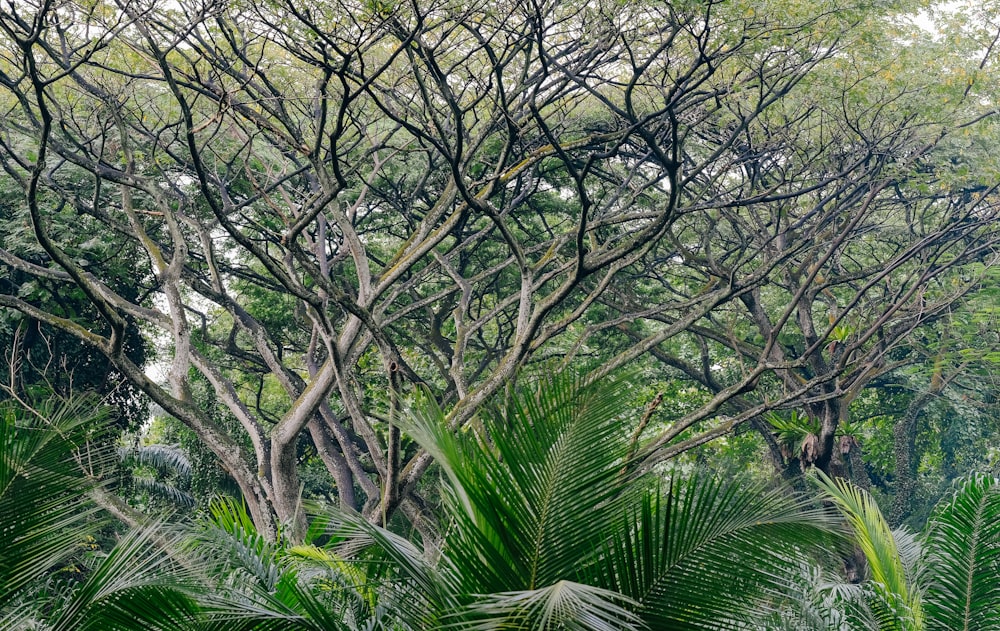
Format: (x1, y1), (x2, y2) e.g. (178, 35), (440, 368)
(0, 0), (997, 537)
(595, 15), (1000, 479)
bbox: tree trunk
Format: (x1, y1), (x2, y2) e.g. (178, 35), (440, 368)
(308, 419), (357, 511)
(813, 396), (845, 475)
(271, 436), (307, 541)
(889, 391), (935, 526)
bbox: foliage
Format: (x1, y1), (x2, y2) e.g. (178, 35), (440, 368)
(921, 474), (1000, 631)
(6, 380), (1000, 629)
(814, 472), (1000, 631)
(0, 396), (198, 631)
(177, 497), (381, 630)
(816, 472), (924, 630)
(1, 0), (997, 538)
(118, 443), (195, 510)
(0, 180), (149, 428)
(1, 0), (1000, 626)
(0, 396), (111, 608)
(329, 373), (842, 629)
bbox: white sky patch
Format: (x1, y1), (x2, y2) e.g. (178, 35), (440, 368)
(909, 9), (938, 36)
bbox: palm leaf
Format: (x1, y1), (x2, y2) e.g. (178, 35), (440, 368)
(599, 474), (839, 630)
(40, 524), (200, 631)
(449, 581), (642, 631)
(758, 562), (873, 630)
(920, 473), (1000, 631)
(119, 444), (192, 478)
(404, 373), (637, 595)
(187, 497), (386, 631)
(130, 474), (196, 507)
(196, 496), (284, 589)
(0, 396), (112, 608)
(814, 472), (922, 631)
(329, 505), (460, 629)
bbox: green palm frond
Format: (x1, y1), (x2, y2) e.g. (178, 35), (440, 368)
(186, 497), (314, 629)
(45, 525), (200, 631)
(893, 528), (923, 585)
(1, 397), (206, 631)
(131, 474), (196, 508)
(119, 444), (192, 479)
(758, 562), (881, 630)
(188, 498), (383, 631)
(196, 496), (283, 589)
(0, 396), (111, 608)
(920, 473), (1000, 631)
(599, 475), (839, 630)
(450, 581), (642, 631)
(767, 411), (820, 451)
(402, 374), (839, 630)
(815, 472), (922, 631)
(327, 506), (456, 629)
(404, 373), (637, 596)
(0, 607), (38, 631)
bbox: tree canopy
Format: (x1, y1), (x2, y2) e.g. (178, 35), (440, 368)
(0, 0), (998, 542)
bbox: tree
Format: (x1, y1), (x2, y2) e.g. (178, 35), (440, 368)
(0, 376), (842, 630)
(362, 373), (840, 629)
(886, 269), (1000, 526)
(0, 177), (149, 425)
(1, 0), (997, 538)
(595, 13), (1000, 481)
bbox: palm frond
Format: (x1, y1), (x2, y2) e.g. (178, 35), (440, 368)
(188, 498), (387, 631)
(45, 524), (200, 631)
(0, 607), (39, 631)
(757, 562), (875, 631)
(600, 474), (839, 629)
(920, 473), (1000, 631)
(326, 506), (455, 628)
(193, 496), (283, 589)
(119, 444), (192, 478)
(814, 472), (922, 631)
(131, 474), (196, 507)
(893, 527), (923, 585)
(449, 581), (642, 631)
(404, 373), (637, 594)
(0, 396), (112, 607)
(195, 571), (361, 631)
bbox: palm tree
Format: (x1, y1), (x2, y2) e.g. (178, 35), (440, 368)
(118, 443), (196, 510)
(0, 395), (198, 631)
(321, 374), (841, 630)
(177, 496), (386, 631)
(812, 472), (1000, 631)
(1, 396), (112, 613)
(25, 379), (976, 630)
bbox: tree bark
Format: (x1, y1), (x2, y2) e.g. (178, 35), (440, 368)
(889, 391), (935, 526)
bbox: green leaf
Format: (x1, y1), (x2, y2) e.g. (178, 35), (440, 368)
(921, 474), (1000, 631)
(0, 396), (112, 609)
(404, 373), (637, 594)
(814, 472), (922, 631)
(602, 475), (839, 630)
(450, 581), (642, 631)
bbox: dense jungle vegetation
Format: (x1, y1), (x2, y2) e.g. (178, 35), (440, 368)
(1, 0), (999, 628)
